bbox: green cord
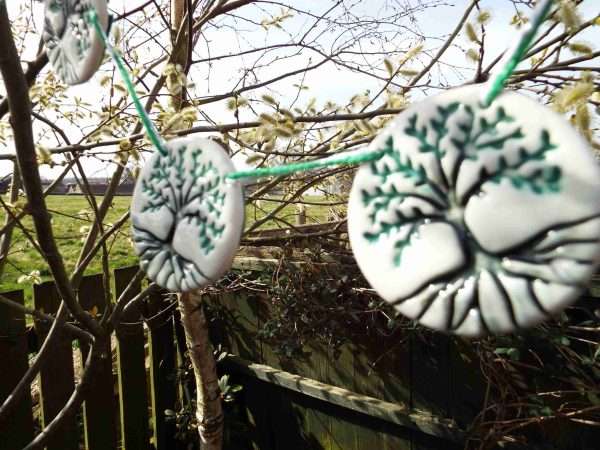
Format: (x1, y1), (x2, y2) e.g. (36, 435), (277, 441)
(483, 0), (553, 107)
(86, 10), (169, 156)
(85, 1), (553, 181)
(226, 148), (387, 180)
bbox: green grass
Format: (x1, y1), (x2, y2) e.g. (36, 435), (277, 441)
(0, 196), (135, 299)
(0, 194), (341, 300)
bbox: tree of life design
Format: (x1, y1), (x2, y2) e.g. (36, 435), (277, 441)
(353, 92), (600, 336)
(132, 144), (229, 292)
(43, 0), (94, 84)
(363, 103), (561, 267)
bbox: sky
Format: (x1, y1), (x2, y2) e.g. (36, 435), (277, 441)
(0, 0), (598, 178)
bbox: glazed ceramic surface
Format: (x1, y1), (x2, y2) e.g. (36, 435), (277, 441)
(348, 84), (600, 337)
(131, 138), (244, 292)
(42, 0), (108, 85)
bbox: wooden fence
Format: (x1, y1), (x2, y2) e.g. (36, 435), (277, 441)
(0, 267), (185, 450)
(0, 256), (478, 450)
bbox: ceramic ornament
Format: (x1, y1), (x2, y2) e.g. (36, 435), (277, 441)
(131, 137), (245, 292)
(348, 84), (600, 337)
(42, 0), (108, 85)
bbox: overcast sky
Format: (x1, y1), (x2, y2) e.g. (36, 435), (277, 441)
(1, 0), (598, 179)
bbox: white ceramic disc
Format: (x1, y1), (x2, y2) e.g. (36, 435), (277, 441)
(131, 137), (245, 292)
(348, 84), (600, 337)
(42, 0), (108, 85)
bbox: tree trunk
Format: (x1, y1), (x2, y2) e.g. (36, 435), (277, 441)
(169, 0), (190, 110)
(171, 0), (186, 38)
(171, 1), (223, 446)
(178, 292), (224, 450)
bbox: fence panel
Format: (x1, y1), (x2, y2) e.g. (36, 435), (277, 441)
(212, 298), (437, 449)
(0, 290), (34, 450)
(33, 282), (79, 450)
(115, 267), (150, 450)
(209, 257), (466, 450)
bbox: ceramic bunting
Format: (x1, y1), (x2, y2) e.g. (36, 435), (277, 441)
(131, 137), (245, 292)
(88, 0), (599, 335)
(348, 84), (600, 337)
(42, 0), (108, 85)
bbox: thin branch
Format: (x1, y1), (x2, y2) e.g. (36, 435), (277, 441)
(0, 294), (93, 342)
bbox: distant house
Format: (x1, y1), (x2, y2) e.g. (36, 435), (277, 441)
(41, 179), (69, 194)
(66, 180), (109, 196)
(65, 172), (136, 196)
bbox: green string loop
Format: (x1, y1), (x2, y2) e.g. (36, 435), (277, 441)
(86, 9), (169, 157)
(483, 0), (553, 107)
(226, 148), (387, 181)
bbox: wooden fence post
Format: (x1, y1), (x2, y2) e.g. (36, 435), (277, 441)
(115, 267), (150, 450)
(34, 282), (79, 450)
(0, 290), (34, 450)
(78, 274), (118, 450)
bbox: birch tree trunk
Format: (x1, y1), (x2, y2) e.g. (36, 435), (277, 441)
(169, 1), (223, 447)
(178, 292), (224, 450)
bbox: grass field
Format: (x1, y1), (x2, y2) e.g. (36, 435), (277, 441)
(0, 194), (339, 300)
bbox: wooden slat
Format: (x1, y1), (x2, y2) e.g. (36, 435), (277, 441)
(378, 330), (413, 450)
(327, 344), (357, 450)
(114, 267), (150, 450)
(0, 290), (34, 450)
(33, 282), (79, 450)
(78, 274), (118, 450)
(271, 344), (332, 449)
(411, 333), (452, 450)
(275, 387), (329, 450)
(303, 344), (332, 449)
(238, 375), (274, 449)
(353, 338), (385, 450)
(219, 292), (260, 361)
(146, 290), (177, 450)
